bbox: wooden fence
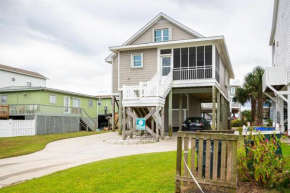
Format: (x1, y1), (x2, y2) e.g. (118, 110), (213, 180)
(0, 105), (9, 119)
(0, 120), (36, 137)
(176, 131), (239, 193)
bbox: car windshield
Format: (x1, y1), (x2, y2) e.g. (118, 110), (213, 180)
(186, 118), (203, 123)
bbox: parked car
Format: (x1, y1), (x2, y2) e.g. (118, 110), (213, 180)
(182, 117), (211, 131)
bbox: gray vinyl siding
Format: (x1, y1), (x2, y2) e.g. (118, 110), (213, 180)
(130, 20), (197, 45)
(219, 59), (229, 98)
(119, 48), (157, 87)
(112, 55), (118, 93)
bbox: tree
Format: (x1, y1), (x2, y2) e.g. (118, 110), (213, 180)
(234, 66), (267, 125)
(241, 110), (252, 122)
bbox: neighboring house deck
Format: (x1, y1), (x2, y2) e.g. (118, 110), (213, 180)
(229, 84), (241, 118)
(263, 0), (290, 132)
(106, 13), (235, 140)
(0, 87), (99, 132)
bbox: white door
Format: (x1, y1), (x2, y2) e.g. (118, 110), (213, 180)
(73, 98), (80, 108)
(64, 97), (70, 113)
(161, 56), (171, 77)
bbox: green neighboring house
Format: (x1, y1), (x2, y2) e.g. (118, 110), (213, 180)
(96, 95), (117, 128)
(0, 87), (107, 133)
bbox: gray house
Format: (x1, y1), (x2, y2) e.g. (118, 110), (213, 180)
(106, 13), (235, 140)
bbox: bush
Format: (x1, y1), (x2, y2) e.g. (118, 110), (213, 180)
(231, 119), (243, 127)
(238, 133), (290, 189)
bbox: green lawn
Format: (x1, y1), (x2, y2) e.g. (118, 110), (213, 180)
(0, 131), (107, 159)
(0, 142), (289, 193)
(0, 151), (176, 193)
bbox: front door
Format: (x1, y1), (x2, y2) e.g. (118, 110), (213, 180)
(162, 56), (171, 76)
(64, 96), (70, 113)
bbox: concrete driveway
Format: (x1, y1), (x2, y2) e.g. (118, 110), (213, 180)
(0, 132), (177, 188)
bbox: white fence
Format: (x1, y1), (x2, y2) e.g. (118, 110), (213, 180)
(0, 120), (36, 137)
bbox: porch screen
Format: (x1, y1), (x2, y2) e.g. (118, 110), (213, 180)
(173, 45), (212, 80)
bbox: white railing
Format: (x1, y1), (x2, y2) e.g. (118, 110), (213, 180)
(263, 66), (288, 92)
(162, 70), (173, 97)
(173, 66), (212, 80)
(0, 119), (36, 137)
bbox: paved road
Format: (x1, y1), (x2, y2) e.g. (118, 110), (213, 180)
(0, 132), (177, 188)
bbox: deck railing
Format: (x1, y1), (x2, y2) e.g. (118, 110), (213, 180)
(173, 66), (212, 80)
(176, 131), (239, 193)
(8, 104), (96, 130)
(0, 105), (9, 119)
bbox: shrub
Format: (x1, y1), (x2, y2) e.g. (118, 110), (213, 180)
(231, 119), (243, 127)
(238, 132), (290, 189)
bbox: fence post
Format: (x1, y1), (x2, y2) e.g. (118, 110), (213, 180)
(176, 133), (182, 193)
(9, 119), (13, 137)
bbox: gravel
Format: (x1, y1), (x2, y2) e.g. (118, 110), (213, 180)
(104, 134), (167, 145)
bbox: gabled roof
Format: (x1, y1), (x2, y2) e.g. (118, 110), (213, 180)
(269, 0), (279, 45)
(0, 64), (48, 79)
(105, 12), (204, 63)
(122, 12), (204, 46)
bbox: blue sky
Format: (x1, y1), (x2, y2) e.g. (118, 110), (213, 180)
(0, 0), (274, 95)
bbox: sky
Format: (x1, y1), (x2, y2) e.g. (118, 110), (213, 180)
(0, 0), (274, 95)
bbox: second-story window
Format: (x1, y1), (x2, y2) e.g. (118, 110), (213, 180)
(131, 54), (143, 68)
(1, 95), (7, 103)
(50, 95), (56, 104)
(27, 82), (32, 87)
(88, 100), (93, 108)
(231, 87), (236, 94)
(154, 28), (169, 42)
(98, 99), (102, 106)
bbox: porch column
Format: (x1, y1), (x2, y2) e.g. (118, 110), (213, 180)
(212, 86), (216, 130)
(122, 107), (126, 140)
(161, 107), (165, 140)
(112, 96), (115, 132)
(217, 91), (221, 130)
(168, 89), (173, 136)
(179, 94), (183, 131)
(272, 101), (277, 124)
(130, 107), (133, 138)
(276, 97), (285, 132)
(156, 106), (159, 142)
(288, 85), (290, 135)
(221, 95), (225, 130)
(118, 92), (123, 135)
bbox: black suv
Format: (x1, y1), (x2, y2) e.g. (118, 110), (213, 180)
(182, 117), (211, 131)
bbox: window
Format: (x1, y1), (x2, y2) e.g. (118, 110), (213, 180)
(1, 95), (7, 103)
(49, 95), (56, 103)
(131, 54), (143, 68)
(27, 82), (31, 87)
(98, 99), (102, 106)
(88, 100), (93, 108)
(73, 98), (81, 108)
(154, 28), (169, 42)
(231, 87), (236, 94)
(11, 77), (15, 81)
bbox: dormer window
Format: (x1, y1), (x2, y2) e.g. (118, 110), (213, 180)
(154, 28), (169, 42)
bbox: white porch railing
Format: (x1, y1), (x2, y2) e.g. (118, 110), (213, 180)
(0, 119), (36, 137)
(123, 70), (173, 100)
(263, 66), (288, 92)
(173, 66), (212, 80)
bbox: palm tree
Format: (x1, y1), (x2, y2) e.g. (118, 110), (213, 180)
(234, 66), (266, 125)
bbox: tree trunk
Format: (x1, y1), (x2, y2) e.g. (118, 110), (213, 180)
(256, 95), (264, 126)
(251, 97), (256, 124)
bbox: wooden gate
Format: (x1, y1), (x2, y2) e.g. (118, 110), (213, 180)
(176, 131), (239, 193)
(0, 105), (9, 119)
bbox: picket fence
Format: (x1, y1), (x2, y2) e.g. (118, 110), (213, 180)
(0, 120), (36, 137)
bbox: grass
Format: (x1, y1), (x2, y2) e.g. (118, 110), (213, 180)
(0, 140), (289, 193)
(0, 131), (107, 159)
(0, 151), (176, 193)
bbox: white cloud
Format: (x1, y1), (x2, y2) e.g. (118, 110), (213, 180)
(0, 0), (274, 95)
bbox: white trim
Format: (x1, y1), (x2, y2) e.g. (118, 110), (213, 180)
(49, 94), (57, 104)
(118, 51), (120, 90)
(212, 44), (216, 79)
(131, 53), (143, 68)
(122, 12), (203, 46)
(63, 96), (70, 114)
